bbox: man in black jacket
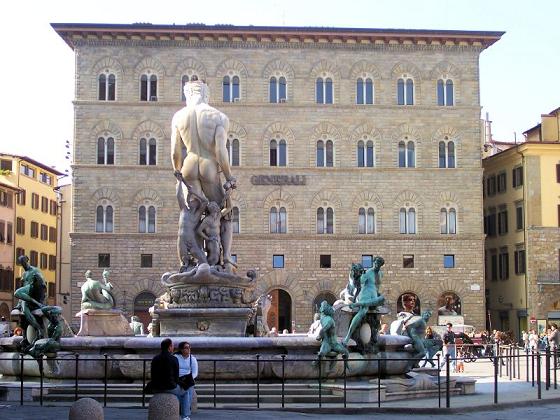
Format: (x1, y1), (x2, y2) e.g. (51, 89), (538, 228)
(151, 338), (190, 420)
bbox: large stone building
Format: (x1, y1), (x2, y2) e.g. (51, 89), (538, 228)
(483, 107), (560, 338)
(53, 23), (502, 331)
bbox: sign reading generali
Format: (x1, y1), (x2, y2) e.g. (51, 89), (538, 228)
(250, 175), (306, 186)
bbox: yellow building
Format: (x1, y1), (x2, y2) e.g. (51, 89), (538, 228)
(483, 107), (560, 338)
(0, 154), (63, 307)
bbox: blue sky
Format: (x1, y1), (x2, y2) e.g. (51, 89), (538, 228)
(2, 0), (558, 173)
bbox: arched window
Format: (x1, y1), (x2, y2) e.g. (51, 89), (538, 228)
(226, 138), (240, 166)
(439, 139), (456, 168)
(139, 137), (157, 165)
(316, 140), (334, 167)
(97, 136), (114, 165)
(397, 77), (414, 105)
(95, 205), (113, 233)
(269, 76), (287, 103)
(139, 205), (156, 233)
(232, 207), (240, 233)
(358, 207), (375, 234)
(356, 78), (374, 104)
(269, 139), (287, 167)
(398, 140), (415, 168)
(223, 75), (240, 102)
(317, 207), (334, 234)
(399, 207), (416, 234)
(357, 140), (374, 167)
(269, 207), (287, 233)
(437, 79), (454, 106)
(316, 77), (333, 104)
(98, 73), (116, 101)
(440, 208), (457, 234)
(140, 74), (158, 101)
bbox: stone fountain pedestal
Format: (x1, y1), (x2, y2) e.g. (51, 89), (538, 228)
(153, 263), (257, 337)
(75, 309), (133, 337)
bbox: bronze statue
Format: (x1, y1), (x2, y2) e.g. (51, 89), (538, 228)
(342, 257), (385, 346)
(27, 306), (63, 358)
(404, 310), (436, 367)
(14, 255), (47, 348)
(313, 301), (349, 366)
(80, 270), (115, 310)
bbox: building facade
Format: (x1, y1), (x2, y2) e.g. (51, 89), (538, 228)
(53, 23), (502, 331)
(483, 107), (560, 338)
(0, 154), (62, 309)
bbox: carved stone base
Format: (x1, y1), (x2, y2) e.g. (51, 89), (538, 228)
(75, 309), (133, 337)
(154, 307), (253, 337)
(334, 305), (390, 353)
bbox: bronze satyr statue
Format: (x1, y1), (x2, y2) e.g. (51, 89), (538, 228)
(81, 270), (115, 310)
(404, 310), (434, 367)
(27, 306), (63, 358)
(313, 300), (349, 367)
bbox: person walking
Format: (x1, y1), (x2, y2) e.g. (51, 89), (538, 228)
(150, 338), (189, 419)
(175, 341), (198, 420)
(443, 322), (457, 372)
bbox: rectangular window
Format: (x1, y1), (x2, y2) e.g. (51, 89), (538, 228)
(403, 254), (414, 268)
(6, 222), (12, 244)
(497, 172), (507, 193)
(15, 248), (25, 264)
(98, 253), (110, 268)
(273, 254), (284, 268)
(20, 164), (35, 178)
(16, 217), (25, 235)
(41, 196), (48, 213)
(514, 248), (526, 275)
(49, 200), (57, 216)
(48, 282), (55, 298)
(498, 207), (508, 235)
(0, 268), (13, 291)
(48, 255), (56, 271)
(141, 254), (153, 268)
(487, 175), (497, 196)
(30, 250), (38, 267)
(516, 203), (524, 230)
(40, 253), (47, 269)
(487, 208), (497, 237)
(490, 250), (498, 281)
(444, 254), (455, 268)
(499, 248), (509, 280)
(30, 221), (38, 238)
(0, 221), (4, 242)
(362, 255), (373, 269)
(31, 193), (39, 209)
(230, 254), (237, 264)
(39, 172), (53, 185)
(0, 191), (6, 207)
(0, 159), (12, 171)
(40, 224), (48, 241)
(320, 254), (331, 269)
(17, 189), (26, 206)
(512, 166), (523, 188)
(49, 227), (56, 243)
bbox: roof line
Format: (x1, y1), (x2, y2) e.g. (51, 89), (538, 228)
(0, 153), (65, 176)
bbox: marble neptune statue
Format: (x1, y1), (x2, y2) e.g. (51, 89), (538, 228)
(171, 77), (237, 272)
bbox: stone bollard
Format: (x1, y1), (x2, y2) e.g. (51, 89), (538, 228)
(68, 397), (104, 420)
(191, 389), (198, 413)
(148, 392), (179, 420)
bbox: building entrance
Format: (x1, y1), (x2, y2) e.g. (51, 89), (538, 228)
(267, 289), (292, 333)
(133, 291), (156, 330)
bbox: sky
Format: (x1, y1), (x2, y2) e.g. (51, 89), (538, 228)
(1, 0), (559, 175)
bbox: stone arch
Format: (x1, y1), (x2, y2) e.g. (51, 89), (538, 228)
(262, 189), (296, 233)
(216, 58), (249, 100)
(131, 188), (164, 209)
(175, 57), (208, 81)
(438, 191), (461, 208)
(310, 60), (341, 79)
(256, 270), (305, 303)
(391, 61), (422, 80)
(429, 61), (462, 80)
(307, 279), (338, 306)
(91, 187), (121, 233)
(311, 189), (342, 211)
(90, 120), (123, 142)
(310, 122), (344, 167)
(230, 189), (248, 211)
(262, 122), (296, 167)
(91, 187), (121, 206)
(228, 120), (248, 166)
(393, 190), (423, 209)
(134, 56), (166, 78)
(348, 60), (382, 80)
(262, 59), (295, 80)
(388, 279), (428, 315)
(432, 282), (468, 311)
(90, 56), (124, 100)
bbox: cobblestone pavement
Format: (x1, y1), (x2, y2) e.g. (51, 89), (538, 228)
(2, 403), (560, 419)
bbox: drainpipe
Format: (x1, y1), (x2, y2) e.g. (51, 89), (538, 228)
(514, 144), (528, 333)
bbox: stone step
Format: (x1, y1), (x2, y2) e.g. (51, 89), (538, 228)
(41, 386), (323, 396)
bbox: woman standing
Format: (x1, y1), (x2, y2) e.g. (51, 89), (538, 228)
(174, 341), (198, 420)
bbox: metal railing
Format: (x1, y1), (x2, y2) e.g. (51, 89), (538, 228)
(0, 344), (558, 410)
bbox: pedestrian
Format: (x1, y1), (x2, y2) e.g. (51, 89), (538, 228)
(175, 341), (198, 420)
(528, 329), (539, 351)
(522, 330), (529, 350)
(443, 322), (457, 372)
(548, 323), (559, 351)
(148, 338), (189, 420)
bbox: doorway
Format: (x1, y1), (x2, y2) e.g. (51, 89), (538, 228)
(133, 291), (156, 330)
(267, 289), (292, 333)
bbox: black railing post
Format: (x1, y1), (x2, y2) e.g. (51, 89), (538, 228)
(509, 347), (512, 381)
(342, 354), (347, 409)
(525, 348), (529, 382)
(213, 360), (217, 408)
(493, 353), (498, 404)
(318, 354), (322, 408)
(545, 346), (551, 390)
(445, 354), (450, 408)
(103, 353), (108, 407)
(537, 351), (542, 399)
(517, 346), (520, 379)
(142, 359), (146, 408)
(498, 343), (502, 377)
(256, 354), (260, 409)
(377, 358), (381, 408)
(20, 353), (24, 406)
(74, 353), (79, 401)
(281, 354), (286, 409)
(39, 357), (43, 406)
(437, 354), (441, 408)
(554, 349), (558, 390)
(532, 350), (535, 387)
